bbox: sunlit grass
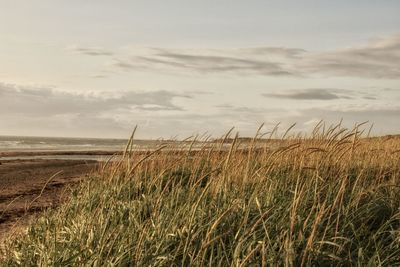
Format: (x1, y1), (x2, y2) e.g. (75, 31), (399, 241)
(1, 122), (400, 266)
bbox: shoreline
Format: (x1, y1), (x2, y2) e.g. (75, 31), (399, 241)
(0, 150), (123, 163)
(0, 150), (122, 157)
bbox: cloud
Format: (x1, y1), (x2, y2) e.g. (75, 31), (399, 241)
(300, 35), (400, 79)
(216, 104), (269, 113)
(1, 82), (398, 138)
(90, 74), (108, 79)
(67, 45), (114, 56)
(0, 82), (294, 138)
(0, 83), (189, 116)
(110, 47), (298, 76)
(263, 88), (354, 100)
(105, 34), (400, 79)
(239, 47), (306, 58)
(363, 96), (377, 100)
(149, 51), (293, 75)
(0, 82), (194, 137)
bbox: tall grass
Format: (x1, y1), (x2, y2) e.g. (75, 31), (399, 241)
(1, 123), (400, 266)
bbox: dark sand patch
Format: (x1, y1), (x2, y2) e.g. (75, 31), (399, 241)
(0, 158), (98, 241)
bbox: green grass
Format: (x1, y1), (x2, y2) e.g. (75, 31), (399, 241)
(1, 124), (400, 266)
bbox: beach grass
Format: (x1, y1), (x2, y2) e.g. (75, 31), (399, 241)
(1, 123), (400, 266)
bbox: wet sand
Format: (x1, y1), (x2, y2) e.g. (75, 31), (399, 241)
(0, 154), (100, 241)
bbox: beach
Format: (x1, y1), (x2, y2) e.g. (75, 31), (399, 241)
(0, 135), (125, 239)
(0, 135), (202, 240)
(0, 154), (100, 240)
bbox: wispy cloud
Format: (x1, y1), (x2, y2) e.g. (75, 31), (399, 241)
(102, 34), (400, 79)
(299, 35), (400, 79)
(67, 45), (114, 56)
(239, 47), (306, 58)
(144, 52), (293, 75)
(109, 47), (299, 76)
(263, 88), (354, 100)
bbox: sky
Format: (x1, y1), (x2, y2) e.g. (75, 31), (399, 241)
(0, 0), (399, 139)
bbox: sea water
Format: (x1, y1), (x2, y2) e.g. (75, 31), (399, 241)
(0, 135), (166, 152)
(0, 136), (172, 161)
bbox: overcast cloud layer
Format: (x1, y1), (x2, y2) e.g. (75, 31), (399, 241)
(0, 1), (399, 138)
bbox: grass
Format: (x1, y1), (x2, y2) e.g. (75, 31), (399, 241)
(1, 123), (400, 266)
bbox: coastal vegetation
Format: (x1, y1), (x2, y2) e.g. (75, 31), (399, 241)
(1, 123), (400, 266)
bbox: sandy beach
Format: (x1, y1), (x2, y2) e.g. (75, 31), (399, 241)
(0, 154), (101, 240)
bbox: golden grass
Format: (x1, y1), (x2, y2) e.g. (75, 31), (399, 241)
(1, 123), (399, 266)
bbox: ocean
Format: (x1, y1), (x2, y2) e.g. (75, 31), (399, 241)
(0, 136), (172, 161)
(0, 135), (130, 152)
(0, 135), (239, 161)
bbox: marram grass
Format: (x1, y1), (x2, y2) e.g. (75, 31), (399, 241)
(1, 123), (400, 266)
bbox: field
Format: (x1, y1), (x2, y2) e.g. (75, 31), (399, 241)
(1, 123), (400, 266)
